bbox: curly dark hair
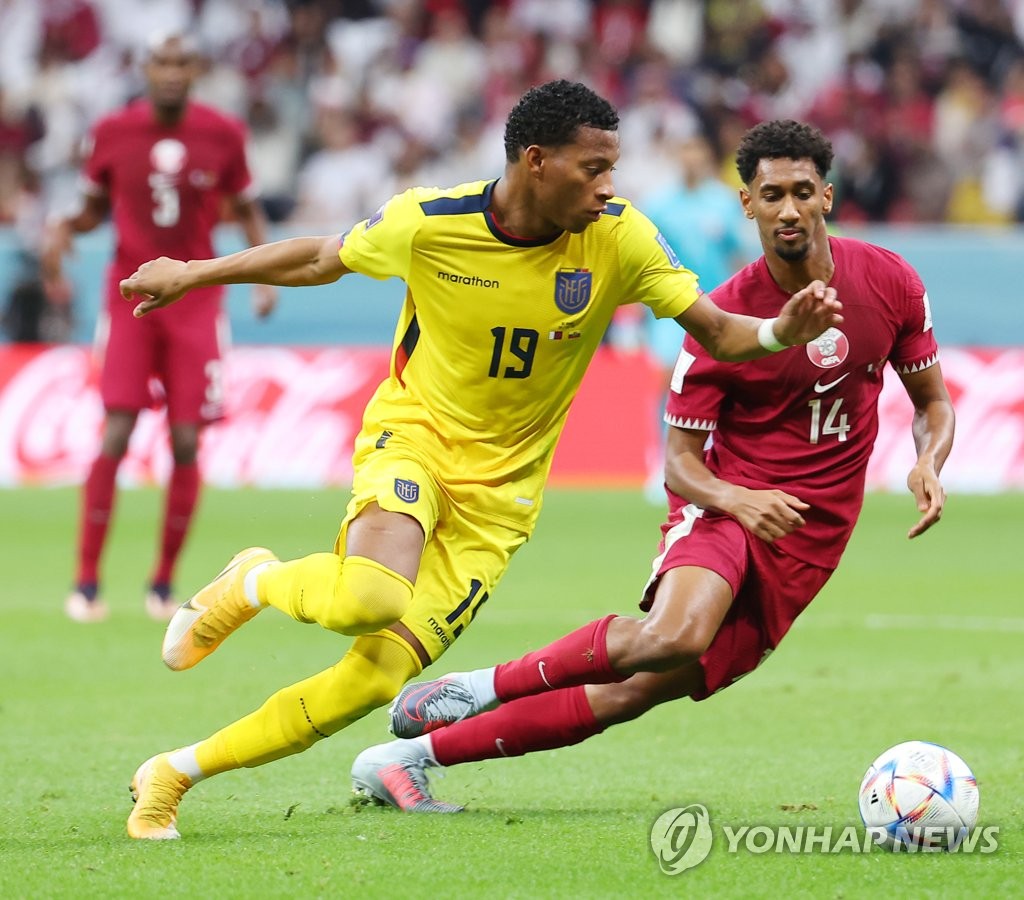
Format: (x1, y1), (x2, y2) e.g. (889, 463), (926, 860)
(735, 120), (834, 185)
(503, 80), (619, 163)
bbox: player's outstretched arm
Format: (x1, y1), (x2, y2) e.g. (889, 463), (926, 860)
(665, 426), (808, 543)
(676, 280), (843, 361)
(120, 235), (350, 317)
(899, 363), (955, 538)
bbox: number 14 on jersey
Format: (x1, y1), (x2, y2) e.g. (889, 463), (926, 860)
(808, 397), (850, 444)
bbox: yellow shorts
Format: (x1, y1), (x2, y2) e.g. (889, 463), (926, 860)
(335, 442), (529, 663)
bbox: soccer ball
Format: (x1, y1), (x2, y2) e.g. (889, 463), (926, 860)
(858, 741), (979, 850)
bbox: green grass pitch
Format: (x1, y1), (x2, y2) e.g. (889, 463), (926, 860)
(0, 486), (1020, 898)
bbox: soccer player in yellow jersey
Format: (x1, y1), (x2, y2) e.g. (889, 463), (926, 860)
(119, 80), (842, 837)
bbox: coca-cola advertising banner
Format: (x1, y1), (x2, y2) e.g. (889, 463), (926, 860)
(0, 345), (1020, 491)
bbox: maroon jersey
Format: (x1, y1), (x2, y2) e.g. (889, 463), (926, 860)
(664, 237), (939, 568)
(82, 99), (253, 285)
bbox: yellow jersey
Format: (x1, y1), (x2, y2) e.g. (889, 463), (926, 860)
(339, 179), (701, 532)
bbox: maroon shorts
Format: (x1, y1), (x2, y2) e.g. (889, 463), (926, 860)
(641, 505), (834, 701)
(97, 274), (227, 424)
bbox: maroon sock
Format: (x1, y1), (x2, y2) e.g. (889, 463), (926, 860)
(152, 462), (200, 586)
(430, 685), (602, 765)
(493, 614), (624, 702)
(76, 453), (120, 586)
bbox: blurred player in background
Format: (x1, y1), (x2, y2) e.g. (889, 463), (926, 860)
(41, 32), (276, 624)
(640, 133), (754, 499)
(116, 83), (841, 838)
(643, 132), (754, 367)
(354, 120), (955, 811)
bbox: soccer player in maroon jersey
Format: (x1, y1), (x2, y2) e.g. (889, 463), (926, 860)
(351, 119), (956, 811)
(41, 32), (276, 623)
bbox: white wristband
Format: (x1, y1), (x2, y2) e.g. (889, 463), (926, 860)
(757, 317), (788, 353)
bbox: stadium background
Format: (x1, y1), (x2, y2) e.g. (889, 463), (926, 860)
(1, 4), (1022, 896)
(2, 0), (1024, 493)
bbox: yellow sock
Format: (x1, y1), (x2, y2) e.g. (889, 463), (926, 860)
(256, 553), (414, 635)
(194, 632), (421, 775)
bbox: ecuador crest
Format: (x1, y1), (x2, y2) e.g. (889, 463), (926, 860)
(393, 478), (420, 503)
(554, 269), (592, 314)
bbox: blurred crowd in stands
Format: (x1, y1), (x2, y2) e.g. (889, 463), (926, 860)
(4, 0), (1024, 341)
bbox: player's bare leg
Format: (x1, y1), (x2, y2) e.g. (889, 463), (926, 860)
(584, 663), (705, 725)
(603, 566), (734, 674)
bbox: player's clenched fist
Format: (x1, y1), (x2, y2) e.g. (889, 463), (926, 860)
(120, 257), (191, 316)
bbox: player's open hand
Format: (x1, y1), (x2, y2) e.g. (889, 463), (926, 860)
(120, 257), (191, 317)
(726, 486), (809, 543)
(906, 461), (945, 538)
(775, 280), (843, 346)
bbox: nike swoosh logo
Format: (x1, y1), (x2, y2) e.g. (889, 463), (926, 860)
(495, 738), (508, 756)
(403, 682), (447, 723)
(538, 660), (552, 688)
(813, 372), (851, 393)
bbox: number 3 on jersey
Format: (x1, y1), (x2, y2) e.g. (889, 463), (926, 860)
(149, 174), (180, 227)
(808, 397), (850, 444)
(489, 326), (538, 379)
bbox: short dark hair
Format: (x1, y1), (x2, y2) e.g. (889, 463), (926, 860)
(735, 120), (834, 185)
(504, 80), (619, 163)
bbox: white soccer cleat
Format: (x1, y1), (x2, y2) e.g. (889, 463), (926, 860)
(351, 739), (463, 813)
(388, 674), (489, 739)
